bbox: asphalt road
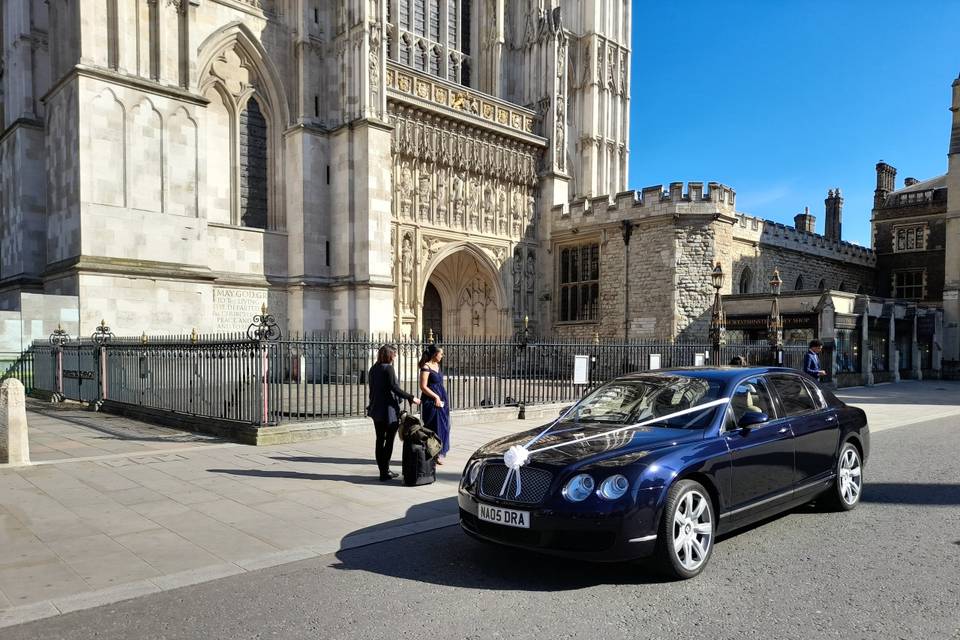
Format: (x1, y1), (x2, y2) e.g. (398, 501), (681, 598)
(7, 416), (960, 640)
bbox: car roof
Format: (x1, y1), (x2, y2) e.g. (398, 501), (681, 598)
(615, 367), (798, 383)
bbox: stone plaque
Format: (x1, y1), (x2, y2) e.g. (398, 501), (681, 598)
(213, 288), (285, 333)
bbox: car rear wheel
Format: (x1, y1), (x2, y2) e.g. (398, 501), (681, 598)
(654, 479), (714, 580)
(823, 442), (863, 511)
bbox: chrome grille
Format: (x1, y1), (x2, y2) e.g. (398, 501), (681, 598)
(479, 463), (553, 504)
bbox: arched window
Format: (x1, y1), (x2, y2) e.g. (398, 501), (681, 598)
(239, 97), (269, 229)
(199, 36), (285, 232)
(838, 281), (846, 292)
(739, 268), (752, 294)
(818, 279), (826, 291)
(392, 0), (472, 84)
(794, 276), (804, 291)
(856, 285), (864, 294)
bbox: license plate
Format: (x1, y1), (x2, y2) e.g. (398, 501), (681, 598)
(477, 503), (530, 529)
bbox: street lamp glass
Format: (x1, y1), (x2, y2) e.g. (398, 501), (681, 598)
(769, 269), (783, 296)
(711, 263), (724, 290)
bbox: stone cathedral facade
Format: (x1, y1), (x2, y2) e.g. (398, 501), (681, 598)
(0, 0), (631, 340)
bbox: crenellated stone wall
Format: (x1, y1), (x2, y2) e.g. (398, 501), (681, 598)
(547, 181), (878, 341)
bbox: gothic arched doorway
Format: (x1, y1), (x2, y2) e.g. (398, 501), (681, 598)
(421, 246), (507, 339)
(422, 282), (443, 341)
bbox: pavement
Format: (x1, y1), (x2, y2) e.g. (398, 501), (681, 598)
(1, 380), (959, 630)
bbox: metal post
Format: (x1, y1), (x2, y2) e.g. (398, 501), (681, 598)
(248, 304), (282, 426)
(49, 324), (69, 403)
(708, 263), (726, 365)
(767, 269), (783, 366)
(91, 319), (114, 410)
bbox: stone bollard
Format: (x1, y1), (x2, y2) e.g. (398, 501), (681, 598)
(0, 378), (30, 465)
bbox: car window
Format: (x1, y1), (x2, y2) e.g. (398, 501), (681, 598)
(768, 375), (819, 416)
(801, 379), (826, 410)
(562, 376), (723, 429)
(729, 376), (776, 425)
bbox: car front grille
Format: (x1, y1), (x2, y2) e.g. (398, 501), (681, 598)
(479, 463), (553, 504)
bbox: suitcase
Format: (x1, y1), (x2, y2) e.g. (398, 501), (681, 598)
(402, 438), (436, 486)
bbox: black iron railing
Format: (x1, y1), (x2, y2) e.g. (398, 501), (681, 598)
(28, 334), (832, 428)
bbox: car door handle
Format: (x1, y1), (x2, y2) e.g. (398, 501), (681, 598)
(825, 416), (837, 423)
(778, 427), (790, 434)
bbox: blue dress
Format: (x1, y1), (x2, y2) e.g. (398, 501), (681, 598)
(420, 366), (450, 456)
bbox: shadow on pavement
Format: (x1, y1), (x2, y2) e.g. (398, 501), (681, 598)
(207, 467), (465, 485)
(860, 483), (960, 506)
(837, 381), (960, 407)
(268, 456), (373, 465)
(331, 497), (672, 590)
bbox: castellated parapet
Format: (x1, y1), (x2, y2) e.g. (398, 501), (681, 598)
(735, 213), (876, 268)
(551, 181), (738, 228)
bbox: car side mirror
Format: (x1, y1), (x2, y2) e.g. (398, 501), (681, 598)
(737, 411), (769, 429)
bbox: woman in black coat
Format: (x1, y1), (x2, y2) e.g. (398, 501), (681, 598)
(367, 344), (420, 481)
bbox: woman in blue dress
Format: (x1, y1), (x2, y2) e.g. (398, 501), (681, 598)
(418, 345), (450, 463)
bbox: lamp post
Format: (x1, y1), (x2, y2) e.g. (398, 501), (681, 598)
(708, 263), (726, 364)
(767, 269), (783, 365)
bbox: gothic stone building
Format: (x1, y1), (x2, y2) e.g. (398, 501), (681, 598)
(1, 0), (956, 362)
(0, 0), (631, 341)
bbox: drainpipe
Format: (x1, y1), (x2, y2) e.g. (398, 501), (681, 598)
(621, 219), (634, 343)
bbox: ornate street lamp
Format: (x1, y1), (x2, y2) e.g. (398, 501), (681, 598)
(767, 269), (783, 365)
(708, 263), (726, 364)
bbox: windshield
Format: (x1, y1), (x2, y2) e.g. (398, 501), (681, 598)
(561, 376), (724, 430)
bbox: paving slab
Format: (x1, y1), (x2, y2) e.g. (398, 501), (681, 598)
(0, 380), (957, 627)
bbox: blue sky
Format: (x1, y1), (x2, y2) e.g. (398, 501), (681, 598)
(629, 0), (960, 247)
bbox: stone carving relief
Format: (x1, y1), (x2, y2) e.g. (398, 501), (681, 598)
(210, 47), (251, 98)
(369, 23), (382, 117)
(401, 233), (414, 309)
(512, 248), (523, 318)
(418, 165), (432, 221)
(525, 249), (536, 314)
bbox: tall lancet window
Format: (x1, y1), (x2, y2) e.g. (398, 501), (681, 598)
(239, 97), (269, 230)
(389, 0), (472, 85)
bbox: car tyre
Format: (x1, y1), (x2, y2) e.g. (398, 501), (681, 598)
(822, 441), (863, 511)
(654, 479), (715, 580)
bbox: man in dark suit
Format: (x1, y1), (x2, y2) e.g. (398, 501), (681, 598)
(804, 339), (827, 382)
(368, 344), (420, 481)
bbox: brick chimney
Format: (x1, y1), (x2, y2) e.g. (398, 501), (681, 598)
(794, 207), (816, 234)
(824, 188), (843, 242)
(904, 177), (919, 187)
(874, 161), (896, 209)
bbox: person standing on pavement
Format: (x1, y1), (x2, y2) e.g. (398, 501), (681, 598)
(367, 344), (419, 481)
(418, 345), (450, 465)
(804, 339), (827, 382)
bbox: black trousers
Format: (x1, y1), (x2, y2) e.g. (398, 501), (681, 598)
(373, 420), (399, 476)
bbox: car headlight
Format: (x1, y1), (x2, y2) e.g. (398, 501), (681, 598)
(468, 460), (482, 486)
(562, 473), (595, 502)
(597, 474), (630, 500)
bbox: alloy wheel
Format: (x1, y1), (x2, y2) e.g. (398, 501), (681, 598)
(838, 447), (862, 506)
(672, 490), (713, 572)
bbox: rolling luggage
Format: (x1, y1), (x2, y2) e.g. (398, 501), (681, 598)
(402, 438), (436, 486)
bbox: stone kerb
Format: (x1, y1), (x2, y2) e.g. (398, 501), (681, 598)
(0, 378), (30, 465)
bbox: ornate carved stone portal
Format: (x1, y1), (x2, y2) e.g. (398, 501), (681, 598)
(388, 102), (542, 337)
(421, 249), (507, 338)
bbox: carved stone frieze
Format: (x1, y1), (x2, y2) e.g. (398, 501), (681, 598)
(387, 62), (538, 136)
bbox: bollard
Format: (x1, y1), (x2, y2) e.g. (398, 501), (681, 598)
(0, 378), (30, 465)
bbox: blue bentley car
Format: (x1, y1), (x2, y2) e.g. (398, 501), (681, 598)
(458, 367), (869, 579)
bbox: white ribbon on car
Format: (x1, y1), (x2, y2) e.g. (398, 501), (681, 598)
(498, 397), (731, 498)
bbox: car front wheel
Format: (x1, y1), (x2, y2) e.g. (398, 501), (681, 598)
(654, 479), (714, 580)
(823, 442), (863, 511)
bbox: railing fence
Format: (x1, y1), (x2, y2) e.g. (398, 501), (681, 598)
(27, 332), (820, 428)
